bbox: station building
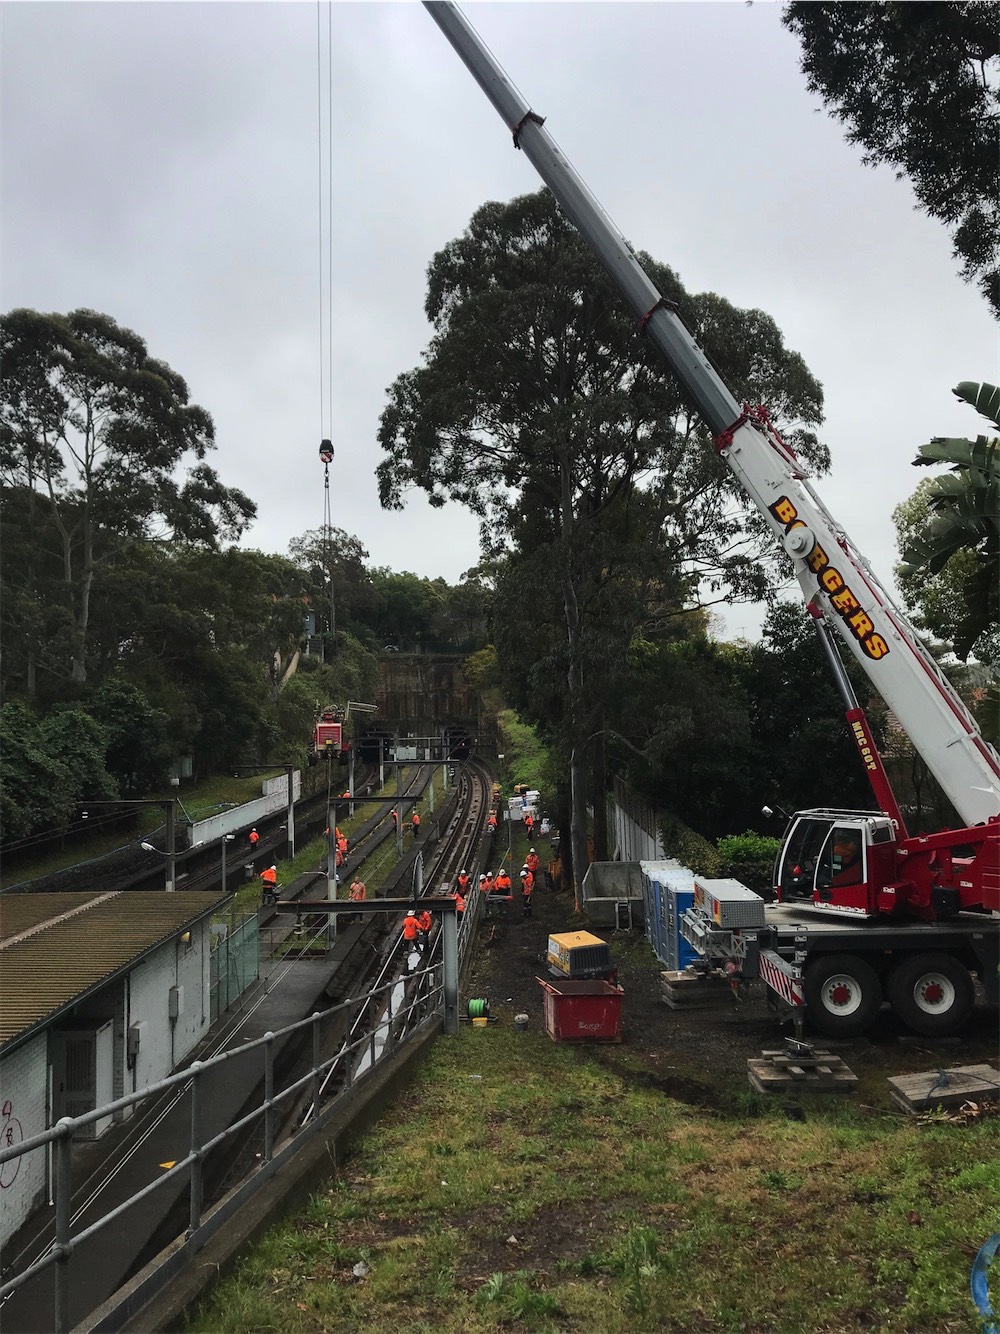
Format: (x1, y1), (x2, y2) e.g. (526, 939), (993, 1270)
(0, 891), (227, 1247)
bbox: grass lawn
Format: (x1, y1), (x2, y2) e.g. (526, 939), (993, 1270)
(184, 1026), (999, 1333)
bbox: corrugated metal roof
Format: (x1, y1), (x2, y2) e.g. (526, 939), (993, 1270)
(0, 892), (228, 1050)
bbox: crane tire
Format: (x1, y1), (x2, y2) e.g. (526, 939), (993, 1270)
(803, 953), (882, 1038)
(887, 953), (975, 1037)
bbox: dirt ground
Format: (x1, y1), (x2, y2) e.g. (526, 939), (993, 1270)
(463, 875), (1000, 1112)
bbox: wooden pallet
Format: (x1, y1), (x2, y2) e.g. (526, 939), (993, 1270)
(660, 970), (733, 1010)
(887, 1063), (1000, 1114)
(747, 1047), (858, 1094)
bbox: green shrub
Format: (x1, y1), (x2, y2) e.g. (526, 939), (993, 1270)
(660, 814), (722, 876)
(716, 830), (781, 897)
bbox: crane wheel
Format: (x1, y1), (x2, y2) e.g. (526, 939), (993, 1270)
(803, 953), (883, 1038)
(886, 953), (975, 1037)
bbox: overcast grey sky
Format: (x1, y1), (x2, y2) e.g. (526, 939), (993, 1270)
(3, 1), (996, 640)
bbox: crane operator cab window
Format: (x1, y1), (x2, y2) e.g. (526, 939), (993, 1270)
(821, 826), (865, 891)
(775, 816), (832, 901)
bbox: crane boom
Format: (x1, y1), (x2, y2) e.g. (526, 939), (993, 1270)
(424, 0), (1000, 829)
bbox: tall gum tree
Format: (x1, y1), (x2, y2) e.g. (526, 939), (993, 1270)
(0, 308), (256, 685)
(377, 190), (826, 904)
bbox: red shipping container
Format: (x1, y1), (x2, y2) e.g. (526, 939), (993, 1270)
(536, 977), (624, 1043)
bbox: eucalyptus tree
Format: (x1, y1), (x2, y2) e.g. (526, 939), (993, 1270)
(0, 308), (255, 685)
(378, 189), (825, 901)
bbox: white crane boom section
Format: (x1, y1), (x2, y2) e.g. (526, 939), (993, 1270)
(424, 0), (1000, 827)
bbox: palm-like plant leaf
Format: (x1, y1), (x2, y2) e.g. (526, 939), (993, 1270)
(953, 380), (1000, 428)
(902, 382), (1000, 576)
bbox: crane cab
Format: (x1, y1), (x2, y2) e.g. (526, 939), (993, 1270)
(774, 809), (897, 918)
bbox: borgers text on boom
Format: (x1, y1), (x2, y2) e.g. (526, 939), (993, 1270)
(769, 497), (890, 661)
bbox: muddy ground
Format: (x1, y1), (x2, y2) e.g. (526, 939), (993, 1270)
(462, 878), (1000, 1113)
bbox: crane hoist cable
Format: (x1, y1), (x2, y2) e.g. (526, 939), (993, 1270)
(316, 2), (336, 647)
(315, 0), (334, 446)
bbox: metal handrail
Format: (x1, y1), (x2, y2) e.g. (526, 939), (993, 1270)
(0, 969), (443, 1330)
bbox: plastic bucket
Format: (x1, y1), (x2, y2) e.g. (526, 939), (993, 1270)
(472, 1016), (489, 1028)
(514, 1014), (529, 1032)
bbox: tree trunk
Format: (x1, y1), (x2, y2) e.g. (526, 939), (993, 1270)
(592, 712), (608, 861)
(71, 509), (95, 684)
(559, 453), (589, 913)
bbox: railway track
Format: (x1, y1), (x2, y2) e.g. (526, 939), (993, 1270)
(295, 758), (493, 1121)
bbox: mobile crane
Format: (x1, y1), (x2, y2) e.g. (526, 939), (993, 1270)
(423, 2), (1000, 1036)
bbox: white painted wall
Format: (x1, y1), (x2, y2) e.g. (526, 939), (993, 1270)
(127, 943), (177, 1089)
(172, 918), (211, 1063)
(187, 771), (301, 847)
(0, 1034), (49, 1248)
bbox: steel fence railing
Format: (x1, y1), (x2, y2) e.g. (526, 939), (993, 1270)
(0, 960), (443, 1333)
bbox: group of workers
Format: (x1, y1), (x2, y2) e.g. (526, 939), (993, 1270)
(475, 847), (541, 918)
(390, 808), (422, 838)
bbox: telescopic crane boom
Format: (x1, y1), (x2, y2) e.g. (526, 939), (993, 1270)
(424, 1), (999, 921)
(424, 0), (999, 830)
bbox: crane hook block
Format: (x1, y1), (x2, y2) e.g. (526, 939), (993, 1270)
(319, 439), (334, 464)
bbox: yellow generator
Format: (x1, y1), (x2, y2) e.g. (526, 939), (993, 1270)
(546, 931), (618, 985)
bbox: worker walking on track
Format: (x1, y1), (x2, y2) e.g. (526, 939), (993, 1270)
(349, 876), (366, 921)
(524, 810), (535, 842)
(416, 907), (433, 953)
(402, 910), (420, 961)
(260, 864), (278, 905)
(457, 869), (471, 896)
(411, 809), (421, 839)
(248, 827), (259, 851)
(519, 865), (534, 918)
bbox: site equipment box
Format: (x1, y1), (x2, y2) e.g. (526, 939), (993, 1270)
(537, 977), (624, 1042)
(546, 931), (617, 983)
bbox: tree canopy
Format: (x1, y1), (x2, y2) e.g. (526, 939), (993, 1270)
(782, 1), (1000, 318)
(0, 308), (256, 685)
(378, 188), (826, 897)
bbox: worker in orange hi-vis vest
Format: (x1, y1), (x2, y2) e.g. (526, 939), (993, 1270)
(525, 848), (541, 878)
(519, 866), (535, 918)
(348, 877), (366, 921)
(248, 827), (259, 850)
(411, 809), (421, 839)
(524, 810), (535, 841)
(453, 887), (466, 919)
(416, 907), (433, 953)
(260, 864), (278, 905)
(493, 868), (512, 898)
(487, 810), (497, 831)
(402, 911), (420, 945)
(457, 869), (471, 895)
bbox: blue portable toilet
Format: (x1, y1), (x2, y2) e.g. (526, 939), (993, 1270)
(662, 868), (697, 971)
(640, 860), (688, 967)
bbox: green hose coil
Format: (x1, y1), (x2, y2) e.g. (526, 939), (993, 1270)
(467, 998), (490, 1018)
